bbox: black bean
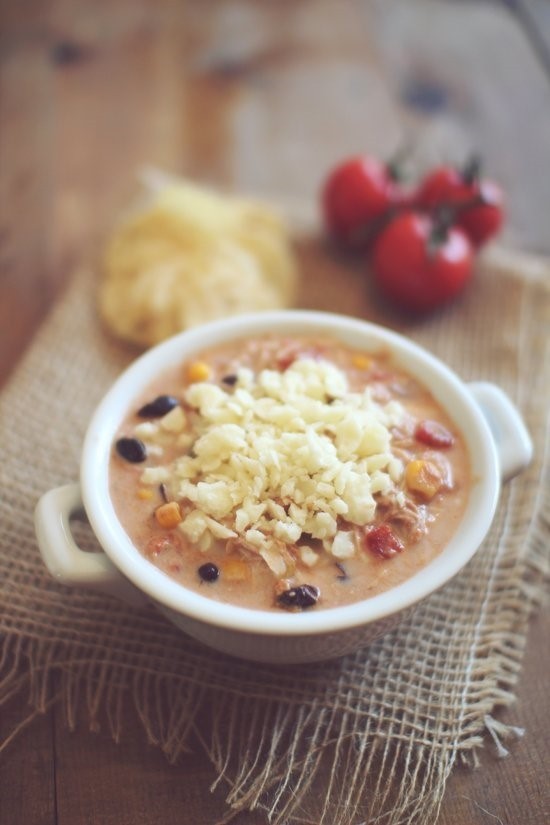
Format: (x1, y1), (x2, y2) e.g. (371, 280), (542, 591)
(221, 374), (238, 386)
(137, 395), (179, 418)
(159, 483), (168, 502)
(198, 562), (220, 583)
(277, 584), (320, 610)
(335, 561), (348, 581)
(115, 437), (147, 463)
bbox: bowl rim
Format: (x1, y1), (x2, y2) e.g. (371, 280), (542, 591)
(81, 309), (500, 637)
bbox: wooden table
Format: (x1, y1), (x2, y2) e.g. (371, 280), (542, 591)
(1, 1), (549, 823)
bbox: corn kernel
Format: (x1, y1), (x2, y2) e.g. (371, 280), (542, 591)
(154, 501), (183, 529)
(352, 354), (372, 371)
(186, 361), (211, 383)
(137, 488), (154, 500)
(220, 557), (251, 582)
(405, 459), (441, 501)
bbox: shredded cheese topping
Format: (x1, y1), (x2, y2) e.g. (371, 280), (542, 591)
(141, 357), (407, 576)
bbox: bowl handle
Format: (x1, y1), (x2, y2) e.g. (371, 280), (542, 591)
(34, 483), (147, 606)
(468, 382), (533, 482)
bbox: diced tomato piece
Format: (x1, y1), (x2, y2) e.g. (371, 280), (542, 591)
(414, 420), (454, 449)
(364, 524), (404, 559)
(276, 344), (322, 371)
(276, 352), (298, 371)
(145, 533), (182, 558)
(370, 368), (391, 381)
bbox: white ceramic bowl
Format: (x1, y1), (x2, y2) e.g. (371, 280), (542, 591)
(35, 311), (533, 664)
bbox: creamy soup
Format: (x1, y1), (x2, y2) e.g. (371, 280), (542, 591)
(110, 335), (470, 612)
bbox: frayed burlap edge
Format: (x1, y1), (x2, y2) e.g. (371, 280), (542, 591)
(1, 483), (547, 825)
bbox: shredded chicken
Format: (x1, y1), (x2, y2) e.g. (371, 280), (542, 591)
(375, 493), (430, 543)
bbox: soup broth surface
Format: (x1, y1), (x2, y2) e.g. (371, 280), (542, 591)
(110, 335), (470, 612)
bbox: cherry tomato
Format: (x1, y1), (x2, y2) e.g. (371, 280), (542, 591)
(415, 162), (504, 248)
(322, 156), (404, 247)
(456, 178), (504, 247)
(415, 165), (469, 210)
(370, 211), (473, 313)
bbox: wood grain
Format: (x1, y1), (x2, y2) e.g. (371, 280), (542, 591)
(0, 699), (56, 824)
(0, 24), (55, 388)
(0, 1), (549, 823)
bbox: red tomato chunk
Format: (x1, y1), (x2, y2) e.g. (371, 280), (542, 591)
(415, 419), (454, 449)
(364, 524), (404, 559)
(145, 533), (182, 558)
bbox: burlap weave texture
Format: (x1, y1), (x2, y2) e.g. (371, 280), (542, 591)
(1, 233), (548, 825)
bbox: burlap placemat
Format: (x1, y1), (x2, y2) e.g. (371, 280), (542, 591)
(1, 220), (549, 825)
